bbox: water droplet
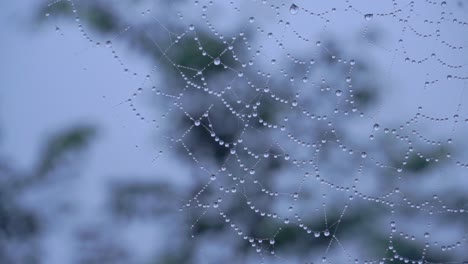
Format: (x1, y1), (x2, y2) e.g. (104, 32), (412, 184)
(364, 14), (374, 21)
(373, 123), (380, 131)
(194, 120), (201, 126)
(335, 90), (343, 96)
(210, 174), (217, 180)
(441, 1), (447, 7)
(105, 40), (112, 48)
(249, 17), (255, 23)
(214, 58), (221, 65)
(289, 4), (299, 15)
(361, 152), (367, 158)
(249, 169), (255, 175)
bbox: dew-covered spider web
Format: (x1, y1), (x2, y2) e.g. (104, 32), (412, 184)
(44, 0), (468, 263)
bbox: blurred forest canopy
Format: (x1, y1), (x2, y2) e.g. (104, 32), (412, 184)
(1, 0), (468, 263)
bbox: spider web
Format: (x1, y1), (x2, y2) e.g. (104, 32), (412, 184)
(44, 0), (468, 263)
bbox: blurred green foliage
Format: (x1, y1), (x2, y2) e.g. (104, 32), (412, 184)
(1, 125), (96, 263)
(37, 125), (95, 176)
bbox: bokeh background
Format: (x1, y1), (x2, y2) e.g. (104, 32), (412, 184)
(1, 0), (468, 263)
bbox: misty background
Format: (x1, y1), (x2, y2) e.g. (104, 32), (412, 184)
(1, 0), (468, 263)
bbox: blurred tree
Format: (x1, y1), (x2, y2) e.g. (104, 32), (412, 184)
(0, 125), (95, 263)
